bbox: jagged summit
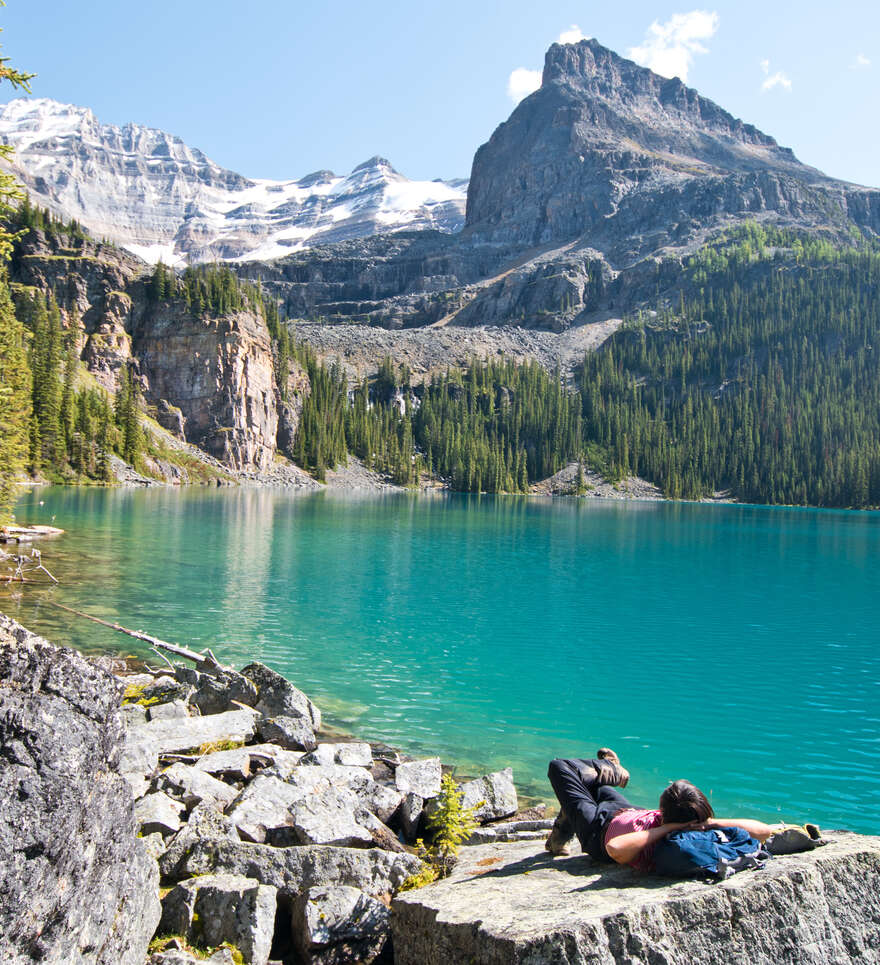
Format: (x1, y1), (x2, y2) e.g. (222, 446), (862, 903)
(0, 98), (467, 265)
(465, 38), (880, 261)
(540, 39), (782, 152)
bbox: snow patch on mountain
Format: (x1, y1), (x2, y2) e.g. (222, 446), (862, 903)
(0, 98), (467, 264)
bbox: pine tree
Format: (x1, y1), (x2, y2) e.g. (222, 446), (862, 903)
(0, 281), (31, 521)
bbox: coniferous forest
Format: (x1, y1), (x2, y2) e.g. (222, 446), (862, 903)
(4, 208), (880, 515)
(287, 224), (880, 509)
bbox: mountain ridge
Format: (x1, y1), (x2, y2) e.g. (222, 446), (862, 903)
(0, 97), (467, 265)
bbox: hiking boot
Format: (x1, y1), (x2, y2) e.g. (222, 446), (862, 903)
(595, 747), (629, 788)
(545, 809), (574, 856)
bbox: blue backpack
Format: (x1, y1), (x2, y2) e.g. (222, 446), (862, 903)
(653, 826), (770, 879)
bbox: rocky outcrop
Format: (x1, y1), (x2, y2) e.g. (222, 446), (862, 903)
(464, 39), (880, 262)
(10, 228), (297, 472)
(133, 304), (279, 470)
(392, 833), (880, 964)
(0, 614), (160, 964)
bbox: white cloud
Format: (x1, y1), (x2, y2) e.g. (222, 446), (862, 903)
(627, 10), (719, 82)
(760, 59), (792, 92)
(852, 53), (871, 69)
(761, 71), (792, 92)
(507, 67), (542, 103)
(558, 24), (587, 44)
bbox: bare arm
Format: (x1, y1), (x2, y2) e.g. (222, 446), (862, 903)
(697, 817), (775, 842)
(605, 822), (694, 865)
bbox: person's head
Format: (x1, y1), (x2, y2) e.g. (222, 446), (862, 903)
(659, 780), (714, 823)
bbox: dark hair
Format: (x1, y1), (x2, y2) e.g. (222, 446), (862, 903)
(659, 780), (714, 823)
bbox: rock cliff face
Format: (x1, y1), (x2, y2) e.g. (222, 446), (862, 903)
(10, 227), (304, 471)
(0, 98), (466, 265)
(134, 304), (279, 471)
(392, 834), (880, 964)
(465, 39), (880, 263)
(0, 613), (160, 964)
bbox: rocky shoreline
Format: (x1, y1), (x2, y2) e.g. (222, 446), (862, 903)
(3, 612), (879, 965)
(0, 612), (547, 965)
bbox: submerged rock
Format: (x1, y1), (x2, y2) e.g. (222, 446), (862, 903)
(0, 614), (160, 964)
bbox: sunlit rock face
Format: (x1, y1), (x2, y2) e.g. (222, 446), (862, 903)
(0, 98), (467, 265)
(465, 39), (880, 263)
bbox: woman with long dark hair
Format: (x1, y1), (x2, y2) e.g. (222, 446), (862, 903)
(546, 750), (773, 872)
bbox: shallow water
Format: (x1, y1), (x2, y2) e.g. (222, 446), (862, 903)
(5, 486), (879, 833)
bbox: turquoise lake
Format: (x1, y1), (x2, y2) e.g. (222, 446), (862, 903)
(4, 486), (879, 834)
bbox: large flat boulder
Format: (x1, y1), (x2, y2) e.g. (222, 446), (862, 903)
(391, 832), (880, 964)
(0, 613), (160, 964)
(181, 839), (422, 901)
(125, 707), (259, 757)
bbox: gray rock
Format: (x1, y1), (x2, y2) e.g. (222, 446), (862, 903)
(301, 742), (372, 767)
(356, 807), (407, 854)
(135, 791), (185, 836)
(147, 698), (190, 721)
(292, 885), (390, 965)
(395, 758), (441, 799)
(125, 707), (259, 757)
(119, 732), (160, 776)
(226, 774), (307, 843)
(257, 715), (317, 752)
(156, 761), (238, 809)
(181, 840), (422, 901)
(458, 768), (518, 823)
(241, 661), (322, 729)
(191, 742), (304, 781)
(399, 792), (424, 843)
(227, 773), (374, 849)
(361, 781), (404, 825)
(121, 702), (147, 726)
(391, 832), (880, 965)
(0, 613), (160, 964)
(160, 874), (277, 965)
(123, 771), (151, 800)
(159, 801), (240, 880)
(119, 671), (158, 690)
(142, 675), (191, 704)
(141, 831), (168, 861)
(286, 786), (373, 848)
(175, 663), (259, 716)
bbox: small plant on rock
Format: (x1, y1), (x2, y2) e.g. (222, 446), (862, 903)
(425, 773), (481, 878)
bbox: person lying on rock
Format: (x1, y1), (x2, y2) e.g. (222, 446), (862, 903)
(546, 750), (773, 873)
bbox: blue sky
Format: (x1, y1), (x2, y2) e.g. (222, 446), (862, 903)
(2, 1), (878, 187)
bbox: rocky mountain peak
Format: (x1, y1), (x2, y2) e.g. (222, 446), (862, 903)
(465, 39), (879, 262)
(540, 39), (779, 150)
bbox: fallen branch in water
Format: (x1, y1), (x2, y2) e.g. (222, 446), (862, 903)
(39, 599), (219, 666)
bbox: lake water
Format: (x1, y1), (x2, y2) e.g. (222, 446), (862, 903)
(5, 486), (879, 834)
